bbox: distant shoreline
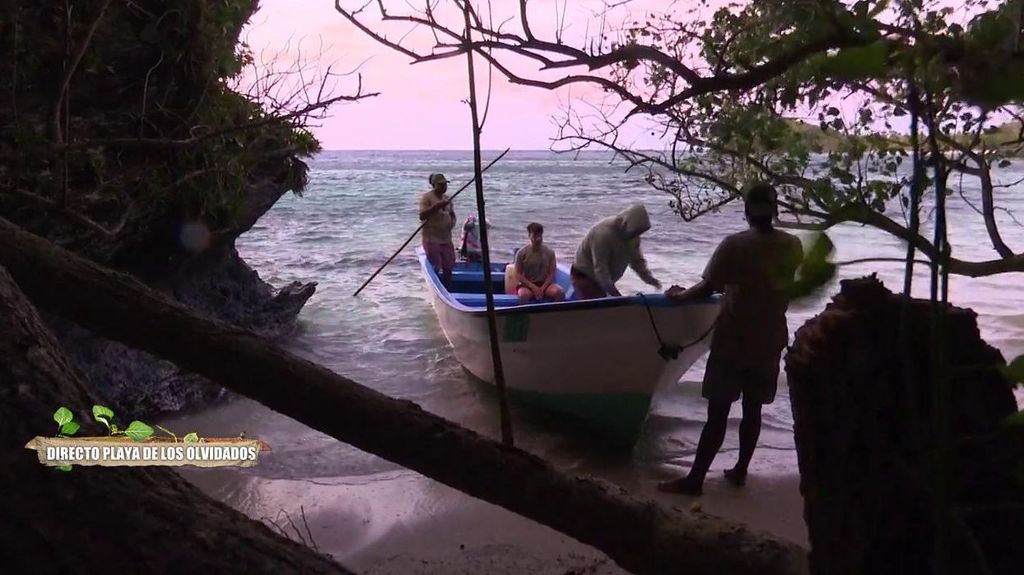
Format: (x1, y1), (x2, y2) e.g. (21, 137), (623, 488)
(316, 148), (663, 153)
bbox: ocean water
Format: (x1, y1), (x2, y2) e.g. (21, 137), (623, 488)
(163, 150), (1024, 562)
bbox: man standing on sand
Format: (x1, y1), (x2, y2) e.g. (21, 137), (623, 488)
(570, 203), (662, 299)
(658, 182), (803, 496)
(419, 173), (457, 287)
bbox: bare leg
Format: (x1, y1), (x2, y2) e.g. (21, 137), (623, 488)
(725, 398), (762, 486)
(517, 287), (533, 303)
(658, 400), (731, 496)
(545, 284), (565, 301)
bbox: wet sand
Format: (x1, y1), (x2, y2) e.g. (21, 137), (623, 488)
(168, 400), (806, 574)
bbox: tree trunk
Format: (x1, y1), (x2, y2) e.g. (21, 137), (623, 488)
(0, 265), (351, 574)
(0, 216), (808, 575)
(785, 276), (1024, 575)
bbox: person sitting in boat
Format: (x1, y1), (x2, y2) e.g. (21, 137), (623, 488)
(418, 173), (456, 288)
(459, 214), (488, 263)
(657, 182), (803, 496)
(569, 203), (661, 299)
(508, 222), (565, 303)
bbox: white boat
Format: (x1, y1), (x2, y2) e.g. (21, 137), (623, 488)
(418, 248), (720, 445)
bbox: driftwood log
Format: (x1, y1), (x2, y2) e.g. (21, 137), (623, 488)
(0, 265), (351, 574)
(0, 216), (808, 575)
(785, 276), (1024, 575)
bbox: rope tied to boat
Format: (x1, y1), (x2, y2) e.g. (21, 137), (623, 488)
(638, 293), (716, 361)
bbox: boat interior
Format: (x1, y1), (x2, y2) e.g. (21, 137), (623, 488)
(443, 261), (575, 308)
(418, 249), (687, 310)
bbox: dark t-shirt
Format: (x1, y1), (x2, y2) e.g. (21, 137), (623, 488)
(703, 228), (803, 365)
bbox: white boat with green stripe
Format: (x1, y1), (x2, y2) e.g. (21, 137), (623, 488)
(418, 248), (720, 446)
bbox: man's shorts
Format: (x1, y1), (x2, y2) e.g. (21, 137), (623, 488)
(701, 346), (781, 404)
(424, 241), (455, 271)
(569, 265), (607, 299)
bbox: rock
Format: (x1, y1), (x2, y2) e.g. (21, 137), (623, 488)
(785, 275), (1024, 575)
(46, 241), (315, 419)
(40, 173), (317, 419)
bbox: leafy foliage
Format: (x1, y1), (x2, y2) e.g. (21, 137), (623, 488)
(92, 405), (114, 430)
(548, 0), (1024, 277)
(789, 233), (838, 299)
(0, 1), (325, 265)
(53, 406), (81, 437)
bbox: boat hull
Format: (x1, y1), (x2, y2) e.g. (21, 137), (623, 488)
(419, 250), (719, 444)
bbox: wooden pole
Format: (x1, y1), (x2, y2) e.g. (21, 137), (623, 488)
(462, 1), (513, 446)
(352, 147), (509, 297)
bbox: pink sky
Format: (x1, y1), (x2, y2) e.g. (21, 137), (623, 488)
(243, 1), (679, 150)
(244, 1), (977, 150)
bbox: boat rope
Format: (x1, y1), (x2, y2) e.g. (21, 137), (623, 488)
(638, 293), (716, 361)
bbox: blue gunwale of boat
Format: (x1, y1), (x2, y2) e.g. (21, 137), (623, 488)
(416, 247), (715, 316)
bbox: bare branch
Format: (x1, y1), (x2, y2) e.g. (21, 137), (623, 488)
(53, 0), (114, 143)
(64, 89), (377, 151)
(334, 0), (869, 117)
(3, 188), (114, 237)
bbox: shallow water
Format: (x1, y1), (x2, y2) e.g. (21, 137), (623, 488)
(162, 150), (1024, 567)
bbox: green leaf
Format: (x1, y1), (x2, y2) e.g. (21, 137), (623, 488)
(92, 405), (114, 429)
(867, 0), (890, 17)
(183, 432), (199, 444)
(960, 58), (1024, 107)
(54, 407), (73, 427)
(56, 465), (73, 472)
(1001, 355), (1024, 384)
(60, 421), (80, 436)
(125, 420), (154, 442)
(819, 41), (889, 79)
(92, 404), (114, 420)
(788, 232), (837, 300)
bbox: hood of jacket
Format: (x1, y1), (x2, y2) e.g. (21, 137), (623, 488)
(572, 203), (652, 292)
(615, 203), (651, 238)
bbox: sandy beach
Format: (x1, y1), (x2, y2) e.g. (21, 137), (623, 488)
(167, 398), (807, 574)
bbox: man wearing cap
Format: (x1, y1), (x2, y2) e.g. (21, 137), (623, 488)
(419, 173), (457, 287)
(659, 182), (803, 496)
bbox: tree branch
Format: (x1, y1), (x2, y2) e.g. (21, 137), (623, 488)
(52, 0), (114, 144)
(334, 1), (868, 117)
(63, 89), (377, 151)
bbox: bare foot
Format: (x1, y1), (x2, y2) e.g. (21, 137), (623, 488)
(723, 467), (747, 487)
(657, 477), (703, 496)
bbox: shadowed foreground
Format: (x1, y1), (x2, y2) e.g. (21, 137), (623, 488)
(0, 265), (351, 574)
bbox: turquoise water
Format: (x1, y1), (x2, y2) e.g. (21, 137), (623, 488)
(164, 151), (1024, 559)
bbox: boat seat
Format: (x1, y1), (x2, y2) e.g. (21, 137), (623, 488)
(450, 269), (506, 282)
(452, 293), (521, 307)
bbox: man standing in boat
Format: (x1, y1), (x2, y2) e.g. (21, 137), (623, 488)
(418, 173), (457, 288)
(658, 182), (803, 496)
(510, 222), (565, 303)
(570, 203), (661, 299)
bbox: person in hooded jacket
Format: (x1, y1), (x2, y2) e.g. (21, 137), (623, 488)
(570, 203), (662, 299)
